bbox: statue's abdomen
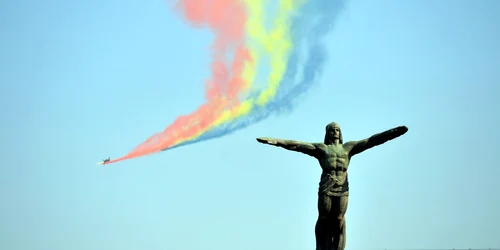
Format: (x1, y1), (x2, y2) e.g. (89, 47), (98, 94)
(318, 156), (349, 196)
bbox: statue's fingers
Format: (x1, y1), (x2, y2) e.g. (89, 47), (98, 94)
(256, 137), (268, 143)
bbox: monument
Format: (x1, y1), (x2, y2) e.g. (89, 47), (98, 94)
(256, 122), (408, 250)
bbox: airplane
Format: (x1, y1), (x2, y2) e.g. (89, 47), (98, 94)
(97, 157), (110, 165)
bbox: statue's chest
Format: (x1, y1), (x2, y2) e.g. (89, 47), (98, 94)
(319, 145), (348, 166)
(325, 145), (347, 157)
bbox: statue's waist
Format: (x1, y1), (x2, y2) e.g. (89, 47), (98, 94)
(318, 174), (349, 195)
(318, 186), (349, 196)
(320, 173), (347, 182)
(319, 180), (349, 189)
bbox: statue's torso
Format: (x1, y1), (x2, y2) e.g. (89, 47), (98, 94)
(317, 144), (350, 197)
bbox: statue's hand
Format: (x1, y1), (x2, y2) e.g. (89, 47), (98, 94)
(398, 126), (408, 133)
(256, 137), (277, 145)
(393, 126), (408, 135)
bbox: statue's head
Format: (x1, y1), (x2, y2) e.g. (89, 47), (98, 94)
(324, 122), (342, 144)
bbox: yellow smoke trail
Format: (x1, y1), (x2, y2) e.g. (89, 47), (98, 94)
(170, 0), (304, 146)
(212, 0), (305, 119)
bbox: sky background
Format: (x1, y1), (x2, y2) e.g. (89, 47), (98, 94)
(1, 0), (499, 250)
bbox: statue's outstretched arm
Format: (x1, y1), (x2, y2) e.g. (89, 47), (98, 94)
(347, 126), (408, 156)
(256, 137), (321, 157)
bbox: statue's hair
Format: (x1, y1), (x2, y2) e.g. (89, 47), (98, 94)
(324, 122), (343, 144)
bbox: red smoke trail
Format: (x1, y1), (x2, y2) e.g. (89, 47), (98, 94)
(107, 0), (252, 164)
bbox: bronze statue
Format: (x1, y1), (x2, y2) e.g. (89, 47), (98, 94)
(256, 122), (408, 250)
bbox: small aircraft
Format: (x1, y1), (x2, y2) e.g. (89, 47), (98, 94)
(97, 157), (110, 165)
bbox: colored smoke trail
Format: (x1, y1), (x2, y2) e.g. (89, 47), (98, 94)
(105, 0), (348, 164)
(179, 0), (303, 138)
(168, 0), (348, 150)
(107, 0), (252, 164)
(165, 0), (304, 151)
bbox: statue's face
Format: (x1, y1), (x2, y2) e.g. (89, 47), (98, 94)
(325, 122), (342, 143)
(328, 126), (340, 140)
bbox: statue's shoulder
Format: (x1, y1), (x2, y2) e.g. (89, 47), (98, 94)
(313, 143), (327, 151)
(342, 141), (356, 151)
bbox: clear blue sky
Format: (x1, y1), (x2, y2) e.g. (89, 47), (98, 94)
(1, 0), (499, 249)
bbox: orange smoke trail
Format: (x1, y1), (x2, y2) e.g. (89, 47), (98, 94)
(107, 0), (252, 164)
